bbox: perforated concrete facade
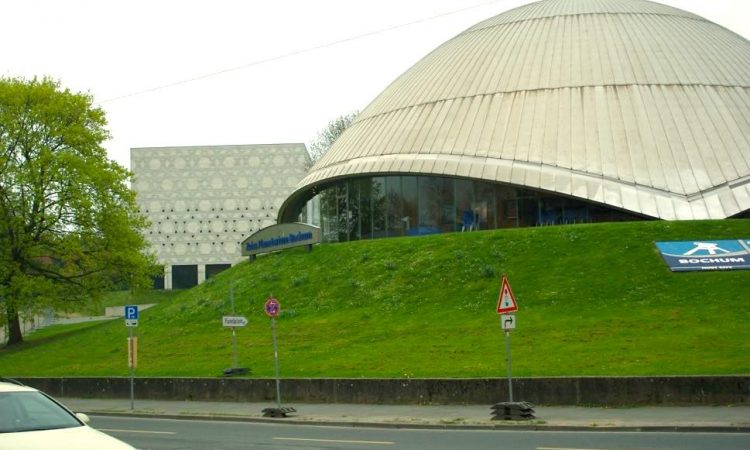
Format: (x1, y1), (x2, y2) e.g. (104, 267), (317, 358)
(131, 144), (310, 289)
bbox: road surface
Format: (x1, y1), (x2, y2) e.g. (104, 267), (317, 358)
(91, 415), (749, 450)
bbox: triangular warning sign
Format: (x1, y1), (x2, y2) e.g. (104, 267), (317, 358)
(496, 275), (518, 314)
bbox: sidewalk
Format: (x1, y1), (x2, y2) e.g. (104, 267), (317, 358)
(58, 398), (750, 432)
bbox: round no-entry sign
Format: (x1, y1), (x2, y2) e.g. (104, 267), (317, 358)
(264, 297), (280, 318)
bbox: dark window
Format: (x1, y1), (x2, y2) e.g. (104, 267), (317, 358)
(417, 177), (443, 235)
(320, 188), (338, 242)
(456, 178), (475, 232)
(206, 264), (231, 280)
(336, 183), (349, 243)
(172, 265), (198, 289)
(359, 178), (376, 240)
(349, 179), (363, 241)
(372, 177), (386, 239)
(475, 181), (497, 230)
(308, 174), (649, 242)
(402, 176), (418, 235)
(152, 274), (165, 290)
(386, 176), (405, 237)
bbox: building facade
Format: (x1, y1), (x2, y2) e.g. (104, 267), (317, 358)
(132, 144), (310, 289)
(279, 0), (750, 240)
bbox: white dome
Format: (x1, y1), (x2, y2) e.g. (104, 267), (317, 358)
(286, 0), (750, 220)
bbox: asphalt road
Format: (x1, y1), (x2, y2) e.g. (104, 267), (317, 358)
(91, 415), (749, 450)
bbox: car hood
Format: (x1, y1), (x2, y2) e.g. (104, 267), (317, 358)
(0, 425), (135, 450)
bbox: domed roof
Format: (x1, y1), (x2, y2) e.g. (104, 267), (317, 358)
(286, 0), (750, 220)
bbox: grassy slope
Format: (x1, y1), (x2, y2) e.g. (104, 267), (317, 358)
(81, 290), (182, 316)
(1, 220), (748, 378)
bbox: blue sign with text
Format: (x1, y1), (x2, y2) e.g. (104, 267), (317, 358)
(655, 239), (750, 272)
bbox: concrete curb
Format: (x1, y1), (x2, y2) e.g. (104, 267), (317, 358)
(82, 410), (750, 433)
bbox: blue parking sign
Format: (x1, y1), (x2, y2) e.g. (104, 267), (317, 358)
(125, 305), (139, 320)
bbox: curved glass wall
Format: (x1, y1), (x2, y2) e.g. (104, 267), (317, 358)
(313, 175), (648, 242)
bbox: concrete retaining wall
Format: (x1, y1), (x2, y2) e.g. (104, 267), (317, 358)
(16, 376), (748, 406)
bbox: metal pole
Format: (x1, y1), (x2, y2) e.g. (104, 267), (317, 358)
(504, 328), (513, 403)
(129, 326), (135, 410)
(272, 318), (281, 409)
(231, 328), (238, 368)
(230, 285), (238, 368)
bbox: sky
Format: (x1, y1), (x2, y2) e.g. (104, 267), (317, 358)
(3, 0), (749, 170)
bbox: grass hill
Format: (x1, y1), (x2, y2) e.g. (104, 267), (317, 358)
(1, 220), (748, 378)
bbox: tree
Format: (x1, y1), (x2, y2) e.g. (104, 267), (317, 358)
(307, 111), (358, 168)
(0, 77), (155, 345)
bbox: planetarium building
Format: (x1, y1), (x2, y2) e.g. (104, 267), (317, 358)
(279, 0), (750, 242)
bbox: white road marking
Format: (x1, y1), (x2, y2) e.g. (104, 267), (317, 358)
(537, 447), (645, 450)
(274, 437), (395, 445)
(99, 428), (176, 435)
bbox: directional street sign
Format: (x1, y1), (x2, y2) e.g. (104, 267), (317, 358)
(264, 297), (280, 318)
(124, 305), (139, 327)
(496, 275), (519, 314)
(222, 316), (249, 327)
(501, 314), (516, 330)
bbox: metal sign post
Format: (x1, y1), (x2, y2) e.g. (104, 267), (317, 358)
(124, 305), (139, 410)
(496, 275), (518, 402)
(230, 286), (238, 368)
(128, 326), (134, 410)
(264, 297), (282, 409)
(221, 284), (249, 377)
(501, 315), (516, 402)
(491, 276), (535, 420)
(271, 317), (281, 409)
(261, 297), (295, 418)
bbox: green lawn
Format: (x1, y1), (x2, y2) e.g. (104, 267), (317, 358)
(1, 220), (748, 378)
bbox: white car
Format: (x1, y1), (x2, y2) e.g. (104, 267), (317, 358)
(0, 379), (135, 450)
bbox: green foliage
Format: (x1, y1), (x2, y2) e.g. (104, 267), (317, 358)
(0, 77), (156, 344)
(0, 220), (748, 378)
(307, 111), (358, 167)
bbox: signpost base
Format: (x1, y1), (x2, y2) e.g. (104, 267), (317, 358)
(261, 406), (297, 418)
(221, 367), (250, 377)
(490, 402), (536, 420)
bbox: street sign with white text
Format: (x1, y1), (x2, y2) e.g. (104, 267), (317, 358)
(222, 316), (248, 327)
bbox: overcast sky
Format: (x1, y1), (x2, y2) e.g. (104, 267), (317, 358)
(3, 0), (749, 169)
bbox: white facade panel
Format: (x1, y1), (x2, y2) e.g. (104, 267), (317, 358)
(132, 144), (309, 287)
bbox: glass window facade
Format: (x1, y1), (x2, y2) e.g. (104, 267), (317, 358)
(312, 175), (647, 242)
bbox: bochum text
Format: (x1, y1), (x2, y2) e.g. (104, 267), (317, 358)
(677, 257), (745, 264)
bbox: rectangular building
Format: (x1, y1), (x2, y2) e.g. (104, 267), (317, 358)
(131, 144), (310, 289)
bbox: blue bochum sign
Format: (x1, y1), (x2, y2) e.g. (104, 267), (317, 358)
(655, 239), (750, 272)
